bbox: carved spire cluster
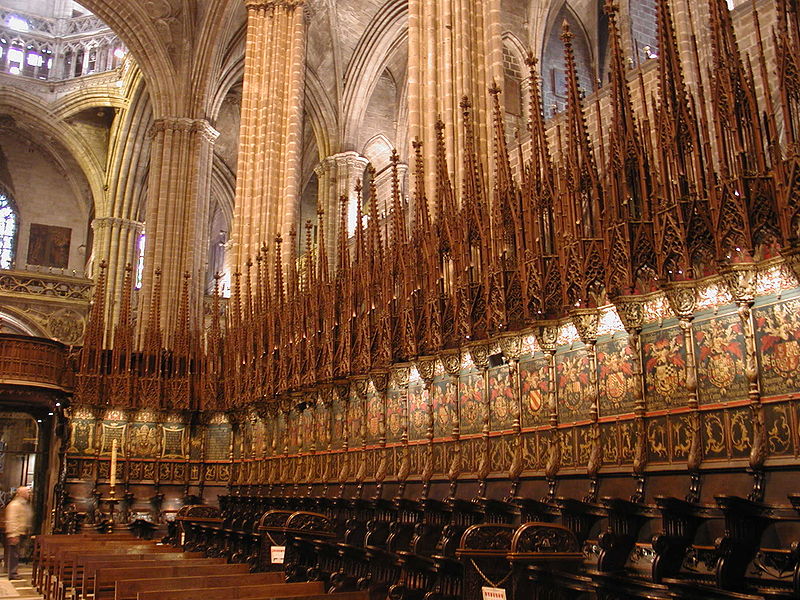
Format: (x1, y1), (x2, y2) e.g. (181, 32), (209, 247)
(75, 0), (799, 413)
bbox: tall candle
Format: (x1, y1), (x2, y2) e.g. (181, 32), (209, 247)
(110, 439), (118, 488)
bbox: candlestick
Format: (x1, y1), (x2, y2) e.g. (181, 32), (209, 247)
(110, 439), (117, 489)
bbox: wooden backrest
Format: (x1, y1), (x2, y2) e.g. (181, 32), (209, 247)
(86, 557), (224, 591)
(33, 534), (137, 589)
(51, 543), (159, 575)
(45, 539), (148, 566)
(58, 544), (173, 573)
(94, 562), (249, 599)
(90, 557), (227, 589)
(38, 534), (137, 557)
(115, 572), (284, 600)
(70, 551), (200, 591)
(135, 581), (326, 600)
(42, 540), (153, 585)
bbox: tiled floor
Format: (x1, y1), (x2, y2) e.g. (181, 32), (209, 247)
(0, 565), (39, 598)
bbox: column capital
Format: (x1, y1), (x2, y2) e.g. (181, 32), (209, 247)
(91, 216), (144, 233)
(150, 117), (219, 143)
(245, 0), (305, 12)
(333, 151), (370, 171)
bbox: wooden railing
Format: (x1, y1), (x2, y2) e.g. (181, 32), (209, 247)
(0, 334), (74, 391)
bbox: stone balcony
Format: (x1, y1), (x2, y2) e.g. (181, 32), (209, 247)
(0, 267), (91, 346)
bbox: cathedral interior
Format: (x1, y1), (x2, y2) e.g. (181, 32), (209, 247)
(3, 0), (800, 598)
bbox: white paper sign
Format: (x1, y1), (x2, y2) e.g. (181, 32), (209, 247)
(481, 587), (507, 600)
(270, 545), (286, 564)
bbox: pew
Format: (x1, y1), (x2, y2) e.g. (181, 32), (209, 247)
(114, 571), (285, 600)
(34, 532), (133, 574)
(53, 546), (194, 600)
(34, 533), (137, 590)
(69, 551), (204, 600)
(38, 538), (147, 594)
(136, 584), (368, 600)
(131, 581), (323, 600)
(92, 559), (241, 599)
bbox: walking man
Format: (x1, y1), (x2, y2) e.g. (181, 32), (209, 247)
(5, 487), (32, 580)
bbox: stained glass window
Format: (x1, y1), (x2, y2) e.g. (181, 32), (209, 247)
(0, 191), (18, 269)
(135, 232), (145, 289)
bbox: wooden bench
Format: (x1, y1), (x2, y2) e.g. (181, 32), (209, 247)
(64, 551), (201, 600)
(130, 580), (323, 600)
(40, 539), (153, 596)
(92, 561), (250, 600)
(136, 583), (369, 600)
(114, 571), (285, 600)
(34, 533), (134, 581)
(52, 544), (184, 600)
(35, 535), (139, 590)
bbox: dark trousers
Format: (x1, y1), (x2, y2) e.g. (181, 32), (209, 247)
(5, 539), (19, 577)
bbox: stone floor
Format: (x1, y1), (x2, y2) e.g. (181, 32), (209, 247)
(0, 565), (39, 598)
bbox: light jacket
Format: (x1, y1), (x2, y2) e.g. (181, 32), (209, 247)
(5, 495), (32, 538)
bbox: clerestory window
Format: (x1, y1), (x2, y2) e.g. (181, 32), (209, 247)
(0, 189), (19, 270)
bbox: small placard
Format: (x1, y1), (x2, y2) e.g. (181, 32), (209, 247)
(481, 587), (507, 600)
(270, 545), (286, 564)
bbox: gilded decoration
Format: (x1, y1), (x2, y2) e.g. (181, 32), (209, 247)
(100, 423), (126, 455)
(128, 423), (159, 458)
(161, 425), (186, 459)
(765, 403), (793, 456)
(646, 417), (669, 463)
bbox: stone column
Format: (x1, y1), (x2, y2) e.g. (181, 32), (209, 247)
(139, 117), (218, 344)
(91, 216), (144, 331)
(231, 0), (307, 268)
(314, 152), (369, 269)
(408, 0), (503, 202)
(371, 163), (408, 218)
